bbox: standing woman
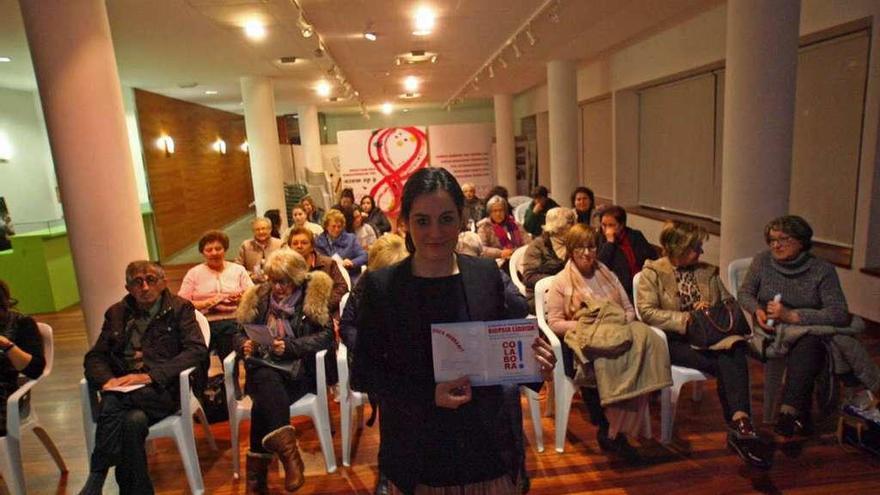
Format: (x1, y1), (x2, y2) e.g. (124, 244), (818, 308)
(361, 195), (392, 235)
(352, 167), (555, 494)
(179, 230), (253, 361)
(0, 280), (45, 435)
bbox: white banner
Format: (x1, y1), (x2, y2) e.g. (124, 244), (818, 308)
(428, 122), (495, 198)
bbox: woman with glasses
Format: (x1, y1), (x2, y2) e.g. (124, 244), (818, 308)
(636, 220), (768, 468)
(545, 224), (671, 460)
(738, 215), (879, 437)
(0, 280), (45, 436)
(234, 249), (334, 493)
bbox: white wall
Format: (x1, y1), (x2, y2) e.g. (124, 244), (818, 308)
(121, 86), (150, 205)
(0, 87), (62, 228)
(513, 0), (880, 320)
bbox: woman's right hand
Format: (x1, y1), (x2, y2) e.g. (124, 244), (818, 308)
(242, 339), (254, 358)
(435, 376), (472, 409)
(754, 308), (774, 332)
(500, 248), (514, 259)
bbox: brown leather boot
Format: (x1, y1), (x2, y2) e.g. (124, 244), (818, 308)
(262, 425), (305, 492)
(246, 451), (273, 494)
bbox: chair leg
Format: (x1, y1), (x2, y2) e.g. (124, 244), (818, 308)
(341, 397), (353, 467)
(312, 404), (337, 473)
(0, 438), (26, 495)
(231, 415), (242, 480)
(660, 387), (673, 445)
(194, 407), (218, 452)
(32, 426), (68, 473)
(554, 383), (576, 453)
(524, 388), (544, 453)
(641, 401), (653, 439)
(172, 422), (205, 495)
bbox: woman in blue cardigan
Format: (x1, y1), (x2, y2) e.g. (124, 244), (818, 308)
(315, 208), (367, 283)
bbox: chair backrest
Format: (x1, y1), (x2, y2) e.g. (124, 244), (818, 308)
(508, 195), (531, 209)
(340, 292), (349, 315)
(35, 322), (53, 377)
(509, 246), (528, 296)
(534, 276), (554, 332)
(632, 272), (643, 321)
(332, 254), (352, 290)
(727, 257), (753, 301)
(513, 201), (529, 225)
(194, 310), (211, 347)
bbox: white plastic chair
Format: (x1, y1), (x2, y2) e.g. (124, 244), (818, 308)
(508, 195), (531, 210)
(224, 347), (337, 478)
(513, 201), (530, 225)
(80, 311), (217, 495)
(337, 295), (545, 465)
(728, 257), (783, 424)
(632, 272), (707, 444)
(332, 254), (352, 291)
(509, 245), (528, 297)
(0, 322), (67, 495)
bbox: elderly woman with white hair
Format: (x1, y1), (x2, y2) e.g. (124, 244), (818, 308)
(521, 206), (577, 312)
(476, 195), (530, 268)
(234, 249), (334, 493)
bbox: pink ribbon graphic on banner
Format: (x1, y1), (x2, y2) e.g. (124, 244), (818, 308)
(368, 127), (429, 218)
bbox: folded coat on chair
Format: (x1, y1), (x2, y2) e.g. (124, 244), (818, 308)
(565, 299), (672, 406)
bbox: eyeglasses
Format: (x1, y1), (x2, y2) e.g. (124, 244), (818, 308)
(767, 235), (794, 247)
(572, 247), (598, 256)
(127, 275), (162, 288)
(270, 278), (293, 287)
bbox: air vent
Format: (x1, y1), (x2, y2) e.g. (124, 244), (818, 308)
(279, 56), (297, 64)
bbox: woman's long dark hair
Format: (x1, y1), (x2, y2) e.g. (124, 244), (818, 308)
(0, 279), (15, 320)
(400, 167), (465, 253)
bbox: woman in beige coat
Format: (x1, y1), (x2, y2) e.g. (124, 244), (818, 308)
(637, 220), (769, 468)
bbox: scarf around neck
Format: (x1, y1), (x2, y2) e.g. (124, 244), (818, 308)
(267, 288), (302, 339)
(491, 215), (523, 249)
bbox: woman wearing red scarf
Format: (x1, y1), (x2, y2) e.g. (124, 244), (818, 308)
(476, 195), (530, 269)
(596, 205), (658, 302)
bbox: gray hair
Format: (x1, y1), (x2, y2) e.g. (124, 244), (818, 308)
(125, 260), (165, 284)
(764, 215), (813, 251)
(543, 207), (577, 235)
(251, 217), (272, 229)
(485, 195), (508, 213)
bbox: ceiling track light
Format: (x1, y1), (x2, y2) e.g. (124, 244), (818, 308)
(512, 41), (521, 58)
(525, 27), (536, 46)
(498, 56), (508, 68)
(488, 65), (494, 78)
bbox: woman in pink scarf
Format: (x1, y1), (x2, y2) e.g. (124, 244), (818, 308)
(476, 195), (530, 266)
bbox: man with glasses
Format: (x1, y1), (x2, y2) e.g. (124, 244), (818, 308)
(79, 261), (207, 495)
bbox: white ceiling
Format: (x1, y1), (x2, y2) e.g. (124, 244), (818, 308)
(0, 0), (720, 116)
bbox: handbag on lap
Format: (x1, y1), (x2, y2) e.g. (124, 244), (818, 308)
(685, 299), (752, 349)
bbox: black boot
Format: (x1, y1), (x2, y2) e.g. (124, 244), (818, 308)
(374, 472), (390, 495)
(774, 412), (813, 437)
(77, 469), (108, 495)
(728, 417), (772, 469)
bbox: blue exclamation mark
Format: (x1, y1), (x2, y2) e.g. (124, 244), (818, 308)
(517, 340), (524, 369)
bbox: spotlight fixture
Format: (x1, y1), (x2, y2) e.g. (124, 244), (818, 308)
(488, 65), (494, 78)
(382, 102), (393, 114)
(512, 41), (521, 58)
(315, 80), (331, 97)
(402, 108), (409, 113)
(525, 27), (536, 46)
(156, 135), (175, 155)
(299, 18), (314, 38)
(404, 76), (419, 92)
(240, 141), (249, 153)
(430, 54), (439, 64)
(364, 31), (377, 41)
(498, 56), (507, 68)
(413, 6), (436, 36)
(204, 90), (218, 95)
(244, 20), (266, 40)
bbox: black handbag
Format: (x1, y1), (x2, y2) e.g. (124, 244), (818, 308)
(686, 299), (752, 349)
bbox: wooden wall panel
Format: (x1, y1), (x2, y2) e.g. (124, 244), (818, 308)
(135, 89), (254, 259)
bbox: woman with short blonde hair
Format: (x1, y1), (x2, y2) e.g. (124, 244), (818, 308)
(521, 207), (577, 312)
(315, 209), (367, 283)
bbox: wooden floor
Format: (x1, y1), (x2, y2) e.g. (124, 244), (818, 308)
(13, 264), (880, 494)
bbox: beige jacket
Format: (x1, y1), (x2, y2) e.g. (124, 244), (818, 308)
(636, 257), (740, 350)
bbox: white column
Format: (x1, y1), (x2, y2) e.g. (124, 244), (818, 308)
(19, 0), (148, 344)
(493, 94), (517, 194)
(298, 105), (324, 174)
(241, 76), (287, 230)
(719, 0), (800, 280)
(547, 60), (579, 202)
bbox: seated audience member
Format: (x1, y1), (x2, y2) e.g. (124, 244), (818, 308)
(179, 230), (253, 361)
(332, 187), (356, 211)
(286, 227), (348, 315)
(571, 186), (596, 227)
(545, 224), (671, 459)
(523, 185), (560, 237)
(284, 204), (323, 238)
(263, 209), (282, 239)
(597, 205), (657, 302)
(461, 182), (485, 230)
(315, 209), (367, 284)
(300, 195), (324, 225)
(738, 215), (880, 436)
(637, 221), (768, 467)
(360, 195), (391, 235)
(522, 207), (576, 312)
(235, 249), (334, 493)
(340, 234), (408, 354)
(79, 261), (207, 495)
(485, 185), (509, 204)
(0, 212), (13, 251)
(351, 204), (378, 250)
(236, 217), (283, 283)
(0, 280), (46, 436)
(477, 195), (530, 266)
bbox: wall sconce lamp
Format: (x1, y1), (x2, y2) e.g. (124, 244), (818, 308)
(213, 138), (227, 155)
(240, 141), (249, 153)
(156, 135), (175, 156)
